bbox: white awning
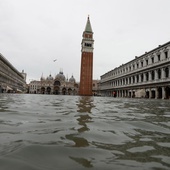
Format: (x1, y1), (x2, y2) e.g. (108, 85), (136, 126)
(6, 86), (13, 90)
(16, 89), (22, 92)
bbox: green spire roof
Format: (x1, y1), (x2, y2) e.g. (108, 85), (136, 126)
(84, 16), (93, 33)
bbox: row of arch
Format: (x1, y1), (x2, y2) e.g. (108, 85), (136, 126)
(109, 67), (170, 87)
(102, 50), (169, 79)
(32, 86), (77, 95)
(110, 86), (170, 99)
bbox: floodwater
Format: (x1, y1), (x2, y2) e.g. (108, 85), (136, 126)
(0, 94), (170, 170)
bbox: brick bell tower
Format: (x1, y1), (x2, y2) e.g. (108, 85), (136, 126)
(79, 16), (94, 96)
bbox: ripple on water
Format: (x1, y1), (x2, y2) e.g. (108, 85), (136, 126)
(0, 94), (170, 170)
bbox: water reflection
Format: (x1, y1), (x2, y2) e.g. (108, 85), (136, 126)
(66, 97), (94, 148)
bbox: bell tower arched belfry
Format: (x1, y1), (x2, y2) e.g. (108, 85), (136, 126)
(79, 16), (94, 96)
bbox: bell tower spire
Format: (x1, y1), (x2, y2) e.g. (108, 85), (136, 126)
(79, 16), (94, 96)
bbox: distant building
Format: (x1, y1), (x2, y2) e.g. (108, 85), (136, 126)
(29, 71), (78, 95)
(0, 53), (26, 93)
(79, 16), (94, 96)
(92, 80), (100, 96)
(100, 41), (170, 99)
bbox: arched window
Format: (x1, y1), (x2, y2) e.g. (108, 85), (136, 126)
(146, 72), (149, 81)
(158, 69), (161, 79)
(141, 74), (143, 82)
(165, 67), (169, 78)
(151, 70), (155, 80)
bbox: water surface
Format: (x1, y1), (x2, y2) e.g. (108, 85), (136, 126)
(0, 94), (170, 170)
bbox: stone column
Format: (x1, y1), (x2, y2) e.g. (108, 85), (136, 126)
(139, 74), (141, 83)
(162, 87), (165, 99)
(149, 88), (152, 99)
(149, 71), (152, 81)
(135, 75), (137, 84)
(155, 88), (158, 99)
(155, 69), (158, 80)
(143, 73), (146, 82)
(161, 68), (165, 79)
(169, 66), (170, 78)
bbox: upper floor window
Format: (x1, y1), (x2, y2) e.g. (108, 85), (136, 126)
(85, 43), (92, 47)
(158, 69), (161, 79)
(165, 51), (168, 59)
(146, 72), (149, 81)
(157, 54), (161, 61)
(146, 59), (148, 65)
(165, 67), (169, 78)
(137, 63), (139, 68)
(141, 61), (143, 67)
(133, 65), (135, 70)
(151, 57), (154, 63)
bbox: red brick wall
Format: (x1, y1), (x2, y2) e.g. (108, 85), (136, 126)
(79, 52), (93, 96)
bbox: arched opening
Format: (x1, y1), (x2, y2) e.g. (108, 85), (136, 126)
(165, 86), (170, 99)
(68, 88), (72, 95)
(165, 67), (169, 78)
(141, 74), (143, 82)
(158, 69), (161, 79)
(53, 86), (60, 95)
(47, 87), (51, 94)
(151, 90), (155, 98)
(132, 91), (135, 98)
(145, 91), (149, 98)
(41, 87), (45, 94)
(62, 87), (66, 95)
(113, 91), (117, 97)
(136, 75), (139, 83)
(146, 72), (149, 81)
(158, 87), (162, 99)
(151, 70), (155, 80)
(54, 80), (61, 86)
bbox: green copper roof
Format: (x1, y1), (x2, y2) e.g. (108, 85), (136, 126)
(84, 16), (93, 33)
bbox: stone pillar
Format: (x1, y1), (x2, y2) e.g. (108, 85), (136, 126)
(169, 66), (170, 78)
(155, 69), (158, 80)
(155, 88), (158, 99)
(149, 88), (152, 99)
(144, 73), (146, 82)
(161, 68), (165, 79)
(127, 77), (129, 84)
(149, 71), (152, 81)
(139, 74), (141, 83)
(135, 75), (137, 84)
(162, 87), (165, 99)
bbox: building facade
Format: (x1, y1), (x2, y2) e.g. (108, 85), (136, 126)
(100, 41), (170, 99)
(79, 16), (94, 96)
(29, 71), (78, 95)
(0, 53), (26, 93)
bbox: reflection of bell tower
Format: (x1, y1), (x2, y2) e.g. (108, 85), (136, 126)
(79, 16), (94, 96)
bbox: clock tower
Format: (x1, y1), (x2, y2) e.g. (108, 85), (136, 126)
(79, 16), (94, 96)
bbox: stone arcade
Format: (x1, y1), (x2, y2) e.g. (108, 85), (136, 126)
(100, 42), (170, 99)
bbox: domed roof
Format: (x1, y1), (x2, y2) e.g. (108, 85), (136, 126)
(46, 74), (53, 80)
(69, 75), (76, 83)
(55, 71), (65, 81)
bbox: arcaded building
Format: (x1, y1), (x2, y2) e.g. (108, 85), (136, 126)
(0, 53), (26, 93)
(29, 71), (78, 95)
(100, 41), (170, 99)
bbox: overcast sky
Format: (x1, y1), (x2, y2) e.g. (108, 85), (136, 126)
(0, 0), (170, 83)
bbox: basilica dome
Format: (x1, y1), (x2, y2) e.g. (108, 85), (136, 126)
(69, 75), (76, 83)
(55, 71), (65, 81)
(46, 74), (53, 80)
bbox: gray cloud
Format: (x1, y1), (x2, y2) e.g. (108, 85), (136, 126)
(0, 0), (170, 83)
